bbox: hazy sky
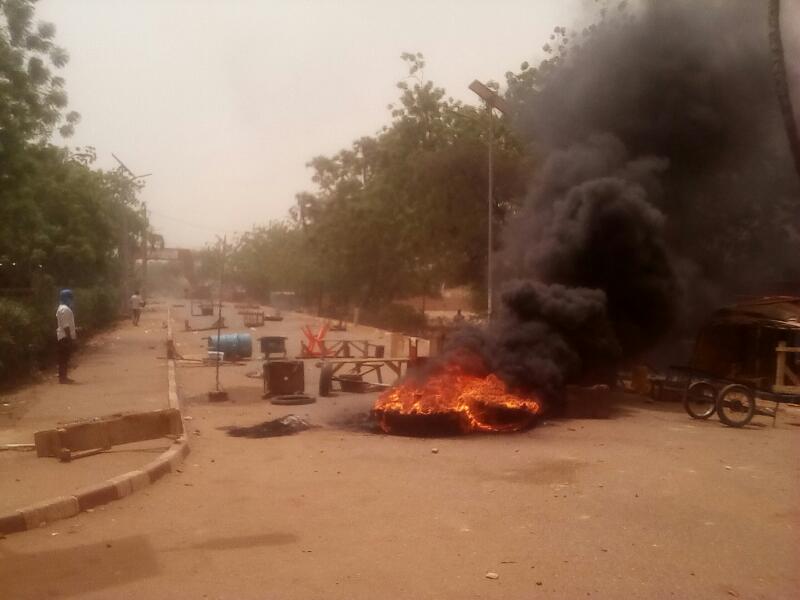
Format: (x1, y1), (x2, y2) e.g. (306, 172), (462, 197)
(36, 0), (585, 248)
(35, 1), (800, 249)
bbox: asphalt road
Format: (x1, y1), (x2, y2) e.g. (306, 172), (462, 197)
(1, 301), (798, 599)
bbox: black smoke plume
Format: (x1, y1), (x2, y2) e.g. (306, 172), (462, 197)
(444, 0), (800, 409)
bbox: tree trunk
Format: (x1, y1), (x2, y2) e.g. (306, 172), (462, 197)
(769, 0), (800, 179)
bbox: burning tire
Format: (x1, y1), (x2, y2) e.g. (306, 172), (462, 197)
(683, 380), (717, 420)
(373, 365), (542, 436)
(716, 384), (755, 428)
(374, 402), (540, 437)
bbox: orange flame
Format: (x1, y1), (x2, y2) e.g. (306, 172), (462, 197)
(374, 364), (542, 434)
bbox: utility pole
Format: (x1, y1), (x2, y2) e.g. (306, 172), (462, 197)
(487, 102), (494, 320)
(141, 201), (148, 300)
(469, 80), (508, 321)
(208, 235), (229, 402)
(111, 153), (152, 309)
(120, 208), (129, 314)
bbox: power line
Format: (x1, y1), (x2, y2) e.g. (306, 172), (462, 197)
(148, 208), (236, 235)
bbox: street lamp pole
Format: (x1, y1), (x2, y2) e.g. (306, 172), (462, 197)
(111, 153), (152, 304)
(487, 102), (494, 320)
(469, 80), (508, 321)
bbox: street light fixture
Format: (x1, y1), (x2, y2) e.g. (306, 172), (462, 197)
(469, 80), (507, 321)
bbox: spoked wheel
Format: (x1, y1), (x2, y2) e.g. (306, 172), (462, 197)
(683, 381), (718, 419)
(716, 384), (756, 428)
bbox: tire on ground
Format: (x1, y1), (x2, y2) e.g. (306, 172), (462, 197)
(270, 394), (316, 406)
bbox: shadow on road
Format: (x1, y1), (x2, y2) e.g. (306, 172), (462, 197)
(0, 535), (160, 598)
(164, 532), (299, 552)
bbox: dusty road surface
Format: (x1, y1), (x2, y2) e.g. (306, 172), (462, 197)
(1, 301), (799, 599)
(0, 301), (171, 512)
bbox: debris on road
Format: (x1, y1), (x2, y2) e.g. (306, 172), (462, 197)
(485, 572), (499, 580)
(0, 443), (35, 452)
(223, 414), (313, 438)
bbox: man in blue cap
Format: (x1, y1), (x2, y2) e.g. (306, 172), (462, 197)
(56, 289), (77, 383)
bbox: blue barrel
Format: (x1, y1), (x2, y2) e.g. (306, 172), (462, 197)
(207, 333), (253, 359)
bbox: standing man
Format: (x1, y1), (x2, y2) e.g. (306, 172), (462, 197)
(56, 289), (76, 384)
(130, 289), (143, 326)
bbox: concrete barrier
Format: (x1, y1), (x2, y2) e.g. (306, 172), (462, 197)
(0, 313), (190, 536)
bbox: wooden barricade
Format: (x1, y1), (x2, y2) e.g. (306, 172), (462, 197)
(774, 341), (800, 394)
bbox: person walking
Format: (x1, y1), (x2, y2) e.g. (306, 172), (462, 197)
(56, 289), (76, 384)
(130, 290), (143, 326)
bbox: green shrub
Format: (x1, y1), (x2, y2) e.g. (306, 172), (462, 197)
(74, 285), (118, 330)
(0, 299), (47, 381)
(0, 284), (120, 383)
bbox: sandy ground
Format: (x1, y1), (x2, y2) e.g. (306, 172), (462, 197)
(0, 303), (171, 512)
(1, 301), (799, 599)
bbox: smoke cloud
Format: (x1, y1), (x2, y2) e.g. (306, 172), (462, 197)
(444, 0), (800, 409)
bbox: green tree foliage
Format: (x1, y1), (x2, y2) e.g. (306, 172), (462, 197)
(229, 54), (525, 315)
(0, 0), (78, 151)
(231, 222), (317, 299)
(0, 145), (145, 289)
(0, 1), (147, 381)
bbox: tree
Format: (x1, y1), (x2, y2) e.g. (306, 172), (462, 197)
(0, 0), (78, 157)
(0, 1), (150, 380)
(276, 53), (524, 313)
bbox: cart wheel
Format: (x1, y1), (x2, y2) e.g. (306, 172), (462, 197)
(716, 384), (756, 428)
(319, 364), (333, 397)
(683, 381), (717, 419)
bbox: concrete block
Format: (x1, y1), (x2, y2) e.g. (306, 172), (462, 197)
(161, 446), (179, 468)
(144, 458), (172, 483)
(34, 408), (183, 455)
(127, 470), (151, 492)
(33, 429), (60, 458)
(0, 511), (28, 535)
(74, 482), (118, 511)
(161, 442), (189, 469)
(18, 496), (79, 529)
(168, 361), (180, 409)
(107, 473), (134, 498)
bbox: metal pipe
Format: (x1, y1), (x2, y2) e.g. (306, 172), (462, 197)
(215, 235), (227, 392)
(487, 104), (494, 321)
(469, 80), (507, 321)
